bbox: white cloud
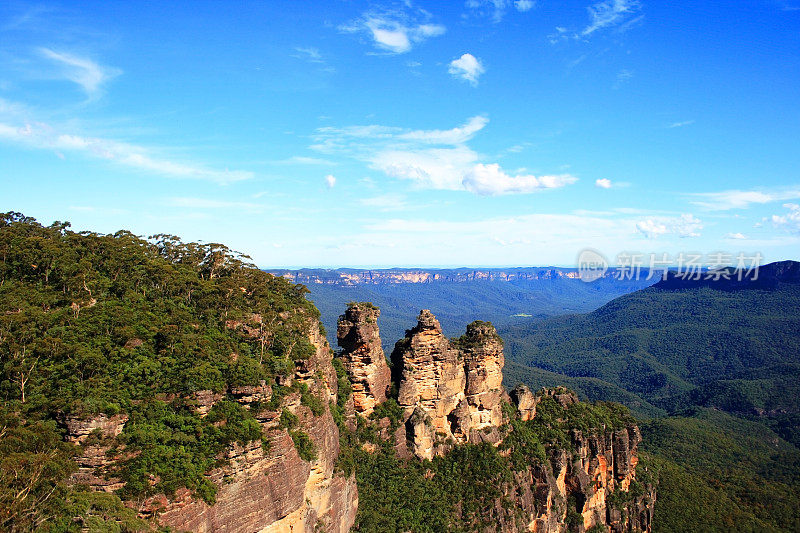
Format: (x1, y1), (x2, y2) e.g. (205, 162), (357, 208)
(582, 0), (641, 36)
(771, 203), (800, 234)
(635, 214), (703, 239)
(371, 145), (479, 190)
(595, 178), (612, 189)
(0, 121), (252, 183)
(325, 174), (337, 188)
(398, 115), (488, 144)
(38, 48), (120, 97)
(515, 0), (536, 12)
(466, 0), (535, 22)
(669, 120), (695, 128)
(690, 188), (800, 210)
(724, 232), (748, 240)
(340, 7), (445, 54)
(462, 164), (577, 195)
(310, 115), (577, 195)
(448, 54), (485, 86)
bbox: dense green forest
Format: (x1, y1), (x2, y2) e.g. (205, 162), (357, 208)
(501, 265), (800, 531)
(0, 212), (320, 531)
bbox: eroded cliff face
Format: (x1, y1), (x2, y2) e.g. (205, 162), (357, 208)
(336, 304), (391, 417)
(508, 389), (654, 533)
(65, 319), (357, 533)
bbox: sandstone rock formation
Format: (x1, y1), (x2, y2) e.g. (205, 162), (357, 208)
(391, 310), (506, 459)
(336, 303), (391, 416)
(153, 321), (357, 533)
(510, 383), (537, 421)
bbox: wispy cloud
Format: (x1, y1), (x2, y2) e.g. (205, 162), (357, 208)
(595, 178), (613, 188)
(311, 116), (578, 195)
(582, 0), (642, 36)
(0, 121), (253, 184)
(690, 187), (800, 210)
(293, 46), (323, 63)
(398, 115), (488, 144)
(669, 120), (695, 128)
(340, 4), (445, 53)
(38, 48), (120, 98)
(635, 214), (703, 239)
(448, 53), (485, 86)
(465, 0), (536, 22)
(724, 232), (748, 240)
(325, 174), (337, 188)
(614, 68), (634, 88)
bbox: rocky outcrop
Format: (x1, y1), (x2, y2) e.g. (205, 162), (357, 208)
(64, 413), (127, 492)
(461, 320), (505, 435)
(336, 303), (391, 416)
(373, 307), (653, 532)
(510, 383), (537, 421)
(391, 310), (506, 459)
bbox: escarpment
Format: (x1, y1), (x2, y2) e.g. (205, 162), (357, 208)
(65, 319), (358, 533)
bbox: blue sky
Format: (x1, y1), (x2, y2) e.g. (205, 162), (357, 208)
(1, 0), (799, 267)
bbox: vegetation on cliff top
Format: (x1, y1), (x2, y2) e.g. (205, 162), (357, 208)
(0, 212), (322, 530)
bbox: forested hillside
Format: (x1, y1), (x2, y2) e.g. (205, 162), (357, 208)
(0, 212), (327, 530)
(502, 264), (800, 531)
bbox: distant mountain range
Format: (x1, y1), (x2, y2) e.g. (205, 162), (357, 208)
(269, 267), (660, 350)
(271, 266), (656, 285)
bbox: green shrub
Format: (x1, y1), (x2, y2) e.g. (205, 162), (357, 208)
(290, 430), (317, 461)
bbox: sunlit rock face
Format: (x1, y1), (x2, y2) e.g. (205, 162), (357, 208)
(336, 303), (391, 417)
(391, 310), (506, 459)
(510, 383), (538, 421)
